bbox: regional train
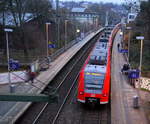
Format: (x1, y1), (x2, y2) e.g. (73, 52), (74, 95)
(77, 25), (120, 104)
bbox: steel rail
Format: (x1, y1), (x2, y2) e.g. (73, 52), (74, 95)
(52, 73), (79, 124)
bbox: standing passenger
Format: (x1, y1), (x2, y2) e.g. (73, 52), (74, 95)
(30, 71), (35, 83)
(117, 43), (120, 51)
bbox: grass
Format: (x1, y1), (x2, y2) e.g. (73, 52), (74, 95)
(141, 88), (150, 92)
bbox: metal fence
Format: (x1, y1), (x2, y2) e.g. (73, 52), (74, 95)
(36, 30), (96, 71)
(0, 29), (97, 69)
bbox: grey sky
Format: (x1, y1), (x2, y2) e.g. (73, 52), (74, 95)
(61, 0), (125, 4)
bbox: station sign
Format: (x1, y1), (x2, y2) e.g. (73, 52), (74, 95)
(4, 28), (13, 32)
(120, 49), (128, 53)
(128, 70), (140, 79)
(48, 41), (56, 48)
(48, 44), (56, 48)
(136, 36), (144, 40)
(9, 59), (20, 70)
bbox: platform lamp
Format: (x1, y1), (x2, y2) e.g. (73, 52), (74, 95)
(4, 28), (13, 93)
(136, 36), (144, 78)
(76, 29), (80, 38)
(126, 26), (132, 63)
(46, 22), (51, 57)
(65, 20), (69, 50)
(120, 31), (123, 45)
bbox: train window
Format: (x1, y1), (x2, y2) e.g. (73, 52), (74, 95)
(84, 73), (104, 93)
(129, 15), (135, 19)
(89, 55), (106, 65)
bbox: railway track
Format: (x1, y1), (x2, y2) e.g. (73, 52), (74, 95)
(79, 104), (110, 124)
(15, 34), (100, 124)
(52, 81), (110, 124)
(53, 81), (111, 124)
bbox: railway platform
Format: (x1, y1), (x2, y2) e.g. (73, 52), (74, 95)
(111, 30), (149, 124)
(0, 28), (103, 123)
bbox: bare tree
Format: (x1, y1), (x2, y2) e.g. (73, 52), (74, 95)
(0, 0), (9, 26)
(4, 0), (52, 56)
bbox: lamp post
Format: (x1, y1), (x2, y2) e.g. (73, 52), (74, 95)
(96, 18), (98, 30)
(4, 28), (13, 93)
(120, 31), (123, 36)
(120, 31), (123, 47)
(136, 36), (144, 77)
(121, 23), (126, 48)
(76, 29), (80, 41)
(46, 22), (51, 57)
(76, 29), (80, 33)
(126, 26), (132, 63)
(93, 17), (95, 31)
(65, 20), (68, 50)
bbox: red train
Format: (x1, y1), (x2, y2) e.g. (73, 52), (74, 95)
(77, 25), (120, 104)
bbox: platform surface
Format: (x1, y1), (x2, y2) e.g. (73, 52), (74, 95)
(111, 30), (148, 124)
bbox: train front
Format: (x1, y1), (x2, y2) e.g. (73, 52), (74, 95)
(77, 65), (107, 104)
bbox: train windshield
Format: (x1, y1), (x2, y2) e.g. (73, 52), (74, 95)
(99, 39), (108, 42)
(89, 55), (106, 65)
(84, 72), (105, 94)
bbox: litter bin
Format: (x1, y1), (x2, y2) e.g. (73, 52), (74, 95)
(10, 85), (16, 93)
(133, 95), (139, 108)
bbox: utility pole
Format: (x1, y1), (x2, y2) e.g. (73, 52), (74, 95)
(93, 17), (95, 30)
(56, 0), (60, 48)
(105, 11), (108, 26)
(4, 28), (13, 93)
(126, 27), (132, 63)
(46, 22), (51, 57)
(96, 18), (98, 29)
(65, 20), (68, 50)
(136, 36), (144, 78)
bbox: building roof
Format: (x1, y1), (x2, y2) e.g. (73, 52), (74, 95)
(71, 7), (86, 12)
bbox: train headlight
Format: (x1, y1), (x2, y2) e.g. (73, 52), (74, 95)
(103, 93), (107, 97)
(79, 91), (84, 95)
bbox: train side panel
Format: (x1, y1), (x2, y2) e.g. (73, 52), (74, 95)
(77, 70), (85, 103)
(101, 49), (111, 104)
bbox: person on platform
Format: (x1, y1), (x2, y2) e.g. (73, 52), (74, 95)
(121, 63), (130, 73)
(117, 43), (120, 51)
(25, 67), (35, 83)
(30, 71), (35, 83)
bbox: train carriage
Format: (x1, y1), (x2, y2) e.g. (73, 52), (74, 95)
(77, 28), (112, 105)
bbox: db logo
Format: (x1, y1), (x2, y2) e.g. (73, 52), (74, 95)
(91, 94), (95, 97)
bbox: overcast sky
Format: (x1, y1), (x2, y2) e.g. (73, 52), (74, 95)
(61, 0), (125, 4)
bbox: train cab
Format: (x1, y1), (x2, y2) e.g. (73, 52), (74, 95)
(77, 64), (107, 104)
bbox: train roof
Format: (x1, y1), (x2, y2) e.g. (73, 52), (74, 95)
(89, 55), (107, 65)
(90, 42), (108, 64)
(84, 65), (106, 74)
(105, 31), (111, 34)
(99, 38), (108, 42)
(92, 42), (108, 56)
(100, 35), (110, 39)
(95, 42), (108, 49)
(105, 26), (114, 29)
(91, 49), (107, 57)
